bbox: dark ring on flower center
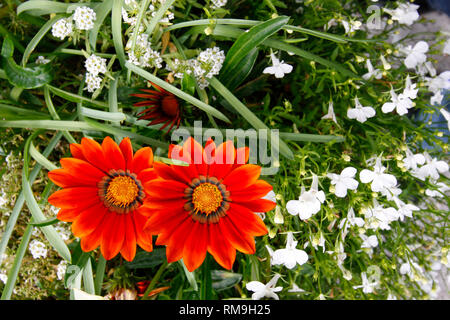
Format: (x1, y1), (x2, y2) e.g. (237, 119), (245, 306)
(184, 175), (230, 224)
(98, 169), (145, 214)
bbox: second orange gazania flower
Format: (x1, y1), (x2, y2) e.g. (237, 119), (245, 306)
(48, 136), (156, 261)
(141, 138), (276, 272)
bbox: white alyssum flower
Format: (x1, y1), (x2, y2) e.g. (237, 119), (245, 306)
(414, 153), (449, 182)
(272, 232), (308, 269)
(246, 274), (283, 300)
(73, 6), (96, 31)
(51, 18), (73, 40)
(362, 59), (382, 80)
(360, 234), (379, 249)
(308, 231), (326, 253)
(353, 272), (379, 294)
(425, 182), (450, 198)
(29, 240), (47, 259)
(381, 87), (414, 116)
(35, 56), (50, 64)
(54, 224), (71, 241)
(211, 0), (227, 9)
(384, 2), (420, 26)
(400, 261), (423, 280)
(84, 72), (102, 93)
(402, 147), (425, 171)
(263, 52), (293, 78)
(392, 197), (420, 221)
(327, 167), (359, 198)
(127, 33), (163, 69)
(399, 41), (429, 69)
(189, 47), (225, 88)
(321, 101), (338, 124)
(360, 157), (397, 193)
(85, 54), (107, 76)
(347, 96), (376, 123)
(56, 260), (68, 280)
(286, 174), (325, 220)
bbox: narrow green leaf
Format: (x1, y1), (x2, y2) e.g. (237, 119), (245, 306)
(222, 47), (258, 91)
(79, 106), (126, 121)
(111, 0), (126, 67)
(179, 260), (198, 292)
(28, 217), (59, 227)
(0, 119), (93, 131)
(94, 255), (107, 296)
(89, 1), (113, 50)
(1, 36), (14, 58)
(82, 258), (96, 295)
(125, 61), (231, 123)
(124, 248), (167, 269)
(212, 270), (243, 291)
(46, 84), (108, 109)
(2, 57), (53, 89)
(209, 77), (294, 160)
(29, 142), (58, 171)
(0, 103), (50, 120)
(220, 16), (289, 84)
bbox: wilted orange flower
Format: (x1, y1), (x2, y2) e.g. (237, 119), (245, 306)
(142, 137), (276, 272)
(47, 136), (156, 261)
(131, 82), (181, 133)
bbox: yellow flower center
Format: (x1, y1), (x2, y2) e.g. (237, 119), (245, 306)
(192, 183), (223, 215)
(106, 176), (139, 208)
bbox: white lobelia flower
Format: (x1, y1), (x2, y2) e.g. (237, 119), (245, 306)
(402, 147), (425, 171)
(246, 274), (283, 300)
(360, 157), (397, 193)
(379, 184), (402, 201)
(51, 18), (73, 40)
(425, 71), (450, 105)
(360, 234), (379, 249)
(339, 207), (365, 239)
(347, 96), (376, 123)
(0, 272), (7, 285)
(288, 283), (305, 293)
(402, 75), (418, 100)
(73, 6), (96, 31)
(400, 41), (429, 69)
(35, 56), (50, 64)
(85, 54), (107, 76)
(353, 272), (379, 294)
(29, 240), (48, 259)
(425, 182), (450, 198)
(381, 87), (414, 116)
(327, 167), (359, 198)
(309, 231), (326, 253)
(363, 199), (399, 231)
(362, 59), (383, 80)
(286, 175), (325, 220)
(384, 3), (420, 26)
(321, 101), (338, 124)
(392, 197), (419, 221)
(414, 153), (449, 181)
(263, 52), (293, 78)
(272, 232), (308, 269)
(416, 60), (437, 77)
(440, 108), (450, 132)
(341, 19), (362, 36)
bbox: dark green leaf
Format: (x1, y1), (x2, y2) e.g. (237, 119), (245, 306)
(1, 36), (14, 58)
(124, 248), (166, 269)
(222, 47), (258, 91)
(211, 270), (242, 291)
(28, 217), (59, 227)
(2, 57), (53, 89)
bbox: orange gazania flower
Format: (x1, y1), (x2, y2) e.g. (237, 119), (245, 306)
(142, 138), (276, 272)
(131, 82), (181, 133)
(47, 136), (156, 261)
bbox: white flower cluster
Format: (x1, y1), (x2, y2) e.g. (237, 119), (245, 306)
(126, 33), (163, 70)
(384, 2), (420, 26)
(28, 240), (47, 259)
(56, 260), (68, 281)
(122, 0), (174, 26)
(167, 47), (226, 89)
(84, 54), (108, 93)
(51, 6), (96, 40)
(211, 0), (227, 9)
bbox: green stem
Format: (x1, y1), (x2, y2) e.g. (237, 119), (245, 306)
(141, 260), (169, 300)
(200, 254), (213, 300)
(94, 254), (107, 295)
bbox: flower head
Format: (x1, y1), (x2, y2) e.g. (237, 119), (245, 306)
(143, 138), (275, 271)
(51, 18), (73, 40)
(381, 87), (414, 116)
(246, 274), (283, 300)
(327, 167), (359, 198)
(73, 6), (96, 31)
(347, 96), (376, 123)
(286, 175), (325, 220)
(360, 157), (397, 193)
(263, 53), (293, 78)
(29, 240), (47, 259)
(48, 136), (156, 261)
(321, 101), (338, 124)
(271, 232), (308, 269)
(384, 3), (419, 26)
(400, 41), (429, 69)
(85, 54), (107, 76)
(131, 82), (181, 133)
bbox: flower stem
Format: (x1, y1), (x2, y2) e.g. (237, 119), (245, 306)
(141, 260), (169, 300)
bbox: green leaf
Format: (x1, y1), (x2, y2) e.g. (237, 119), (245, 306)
(1, 36), (14, 58)
(124, 248), (167, 269)
(89, 0), (113, 50)
(0, 103), (50, 120)
(211, 270), (242, 291)
(1, 56), (53, 89)
(28, 217), (59, 227)
(222, 47), (258, 91)
(111, 0), (126, 67)
(181, 72), (196, 96)
(179, 260), (198, 291)
(220, 16), (289, 85)
(46, 84), (108, 109)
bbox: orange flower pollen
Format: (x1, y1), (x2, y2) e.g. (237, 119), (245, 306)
(192, 183), (223, 215)
(106, 176), (139, 208)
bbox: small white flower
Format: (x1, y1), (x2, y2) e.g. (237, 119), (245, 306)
(73, 6), (96, 31)
(362, 59), (383, 80)
(272, 232), (308, 269)
(286, 175), (325, 220)
(327, 167), (359, 198)
(256, 191), (276, 220)
(35, 56), (50, 64)
(402, 75), (418, 100)
(392, 197), (419, 221)
(85, 54), (107, 76)
(339, 207), (365, 239)
(56, 260), (68, 280)
(353, 272), (378, 294)
(29, 240), (47, 259)
(51, 18), (73, 40)
(401, 41), (429, 69)
(381, 87), (414, 116)
(402, 147), (425, 171)
(439, 108), (450, 132)
(321, 101), (338, 124)
(341, 19), (362, 35)
(309, 231), (326, 253)
(360, 157), (397, 193)
(246, 274), (283, 300)
(211, 0), (227, 9)
(263, 53), (293, 78)
(288, 283), (305, 293)
(384, 3), (420, 26)
(360, 234), (379, 249)
(84, 72), (102, 93)
(414, 153), (449, 181)
(363, 199), (398, 231)
(0, 272), (7, 284)
(425, 182), (450, 198)
(347, 96), (376, 123)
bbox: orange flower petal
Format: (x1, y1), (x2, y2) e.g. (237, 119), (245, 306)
(229, 180), (273, 202)
(208, 141), (236, 180)
(120, 214), (137, 262)
(182, 222), (208, 271)
(227, 203), (268, 236)
(132, 147), (154, 175)
(237, 198), (277, 213)
(207, 223), (235, 270)
(219, 217), (255, 254)
(48, 187), (98, 209)
(119, 137), (134, 172)
(101, 212), (125, 260)
(70, 143), (86, 161)
(71, 202), (107, 238)
(222, 164), (261, 190)
(101, 136), (126, 171)
(80, 137), (109, 173)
